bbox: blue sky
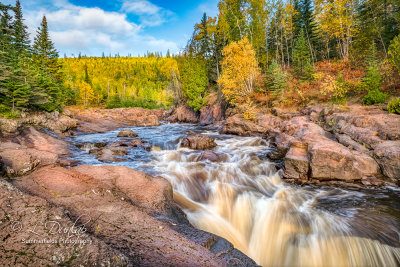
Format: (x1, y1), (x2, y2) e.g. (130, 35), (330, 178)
(2, 0), (219, 56)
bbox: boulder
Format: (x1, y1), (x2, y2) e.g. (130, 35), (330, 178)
(0, 118), (22, 136)
(0, 149), (40, 177)
(181, 134), (217, 150)
(284, 143), (309, 180)
(167, 104), (199, 123)
(117, 129), (138, 137)
(221, 114), (266, 137)
(131, 138), (144, 147)
(266, 130), (295, 160)
(374, 141), (400, 183)
(304, 134), (380, 181)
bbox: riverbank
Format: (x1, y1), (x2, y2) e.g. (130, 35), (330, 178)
(0, 126), (256, 266)
(0, 103), (399, 266)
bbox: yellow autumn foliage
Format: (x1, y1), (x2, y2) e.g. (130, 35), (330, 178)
(60, 57), (179, 106)
(218, 38), (263, 105)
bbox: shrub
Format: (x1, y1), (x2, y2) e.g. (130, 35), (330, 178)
(362, 89), (387, 105)
(388, 34), (400, 73)
(388, 98), (400, 114)
(242, 98), (256, 120)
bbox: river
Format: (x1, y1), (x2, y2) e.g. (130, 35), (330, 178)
(68, 123), (400, 267)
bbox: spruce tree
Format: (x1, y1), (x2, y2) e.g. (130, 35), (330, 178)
(32, 16), (62, 111)
(33, 16), (59, 74)
(12, 0), (30, 55)
(293, 30), (313, 79)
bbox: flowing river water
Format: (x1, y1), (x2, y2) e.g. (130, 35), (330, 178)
(69, 123), (400, 267)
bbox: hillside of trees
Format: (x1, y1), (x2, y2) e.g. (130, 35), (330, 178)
(182, 0), (400, 117)
(1, 0), (400, 118)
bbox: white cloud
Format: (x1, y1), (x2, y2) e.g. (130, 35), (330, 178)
(20, 0), (178, 56)
(122, 0), (174, 26)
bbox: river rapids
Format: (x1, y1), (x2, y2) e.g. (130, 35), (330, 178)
(69, 123), (400, 267)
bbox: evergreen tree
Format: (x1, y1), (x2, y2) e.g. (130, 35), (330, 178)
(293, 30), (313, 79)
(363, 42), (387, 105)
(294, 0), (318, 62)
(33, 16), (62, 111)
(33, 16), (59, 75)
(199, 12), (210, 58)
(0, 7), (13, 108)
(12, 0), (30, 55)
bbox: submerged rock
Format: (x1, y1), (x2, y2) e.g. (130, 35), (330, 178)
(181, 134), (217, 150)
(200, 150), (221, 162)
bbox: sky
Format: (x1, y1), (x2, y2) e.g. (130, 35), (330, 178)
(2, 0), (219, 57)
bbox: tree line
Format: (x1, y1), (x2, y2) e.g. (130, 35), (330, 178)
(181, 0), (400, 116)
(1, 0), (400, 117)
(0, 1), (64, 117)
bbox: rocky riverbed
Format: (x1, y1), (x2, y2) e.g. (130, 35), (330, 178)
(0, 104), (399, 266)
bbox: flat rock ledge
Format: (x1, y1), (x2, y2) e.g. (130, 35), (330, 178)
(0, 126), (257, 266)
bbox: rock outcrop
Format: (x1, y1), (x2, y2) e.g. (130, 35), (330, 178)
(199, 94), (224, 124)
(0, 111), (77, 136)
(166, 104), (199, 123)
(67, 107), (160, 133)
(181, 134), (217, 150)
(222, 114), (283, 137)
(223, 104), (400, 185)
(5, 165), (257, 266)
(0, 127), (70, 177)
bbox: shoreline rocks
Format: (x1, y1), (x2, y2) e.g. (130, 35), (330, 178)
(222, 104), (400, 186)
(0, 111), (77, 136)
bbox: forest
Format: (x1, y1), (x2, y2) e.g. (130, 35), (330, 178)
(1, 0), (400, 117)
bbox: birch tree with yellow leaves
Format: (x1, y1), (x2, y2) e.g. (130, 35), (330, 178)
(314, 0), (358, 60)
(218, 37), (263, 105)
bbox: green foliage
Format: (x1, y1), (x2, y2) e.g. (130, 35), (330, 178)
(267, 61), (288, 97)
(362, 42), (387, 105)
(178, 56), (208, 111)
(293, 30), (313, 79)
(105, 94), (122, 109)
(106, 95), (167, 110)
(387, 98), (400, 114)
(388, 34), (400, 73)
(363, 89), (387, 105)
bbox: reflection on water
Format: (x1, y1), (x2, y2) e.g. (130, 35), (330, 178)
(69, 123), (400, 267)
